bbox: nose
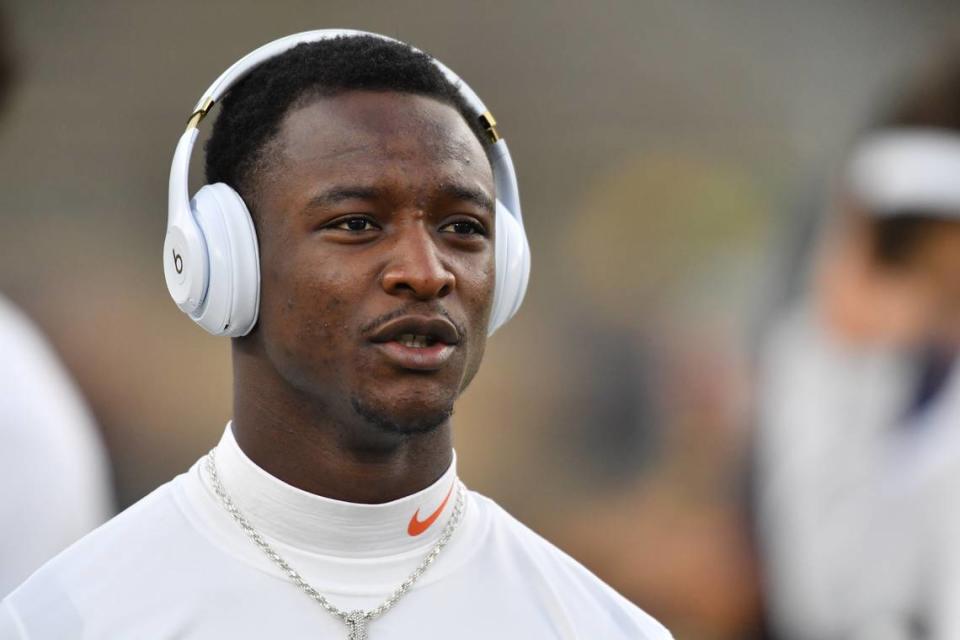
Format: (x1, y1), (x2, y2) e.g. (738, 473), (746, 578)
(381, 221), (455, 300)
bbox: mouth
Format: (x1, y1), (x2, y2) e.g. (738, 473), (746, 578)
(394, 334), (443, 348)
(368, 315), (461, 371)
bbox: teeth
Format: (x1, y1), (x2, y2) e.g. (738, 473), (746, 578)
(398, 334), (433, 348)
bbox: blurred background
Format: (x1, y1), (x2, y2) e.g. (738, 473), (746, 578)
(3, 1), (960, 638)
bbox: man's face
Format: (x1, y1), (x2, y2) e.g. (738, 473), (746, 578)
(248, 91), (495, 437)
(818, 206), (960, 347)
(901, 223), (960, 344)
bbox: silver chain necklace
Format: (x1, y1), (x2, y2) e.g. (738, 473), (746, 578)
(204, 450), (466, 640)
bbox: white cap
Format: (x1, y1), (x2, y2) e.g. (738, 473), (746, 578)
(846, 128), (960, 218)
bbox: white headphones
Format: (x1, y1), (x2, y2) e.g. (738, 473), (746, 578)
(164, 29), (530, 337)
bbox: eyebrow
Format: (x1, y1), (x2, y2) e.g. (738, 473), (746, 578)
(305, 186), (380, 211)
(302, 183), (495, 214)
(439, 184), (495, 213)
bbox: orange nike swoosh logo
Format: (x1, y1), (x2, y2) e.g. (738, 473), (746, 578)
(407, 482), (455, 537)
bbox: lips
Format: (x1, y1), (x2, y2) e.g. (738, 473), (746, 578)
(369, 315), (460, 346)
(368, 315), (460, 371)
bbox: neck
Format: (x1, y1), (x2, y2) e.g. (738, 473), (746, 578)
(231, 344), (453, 504)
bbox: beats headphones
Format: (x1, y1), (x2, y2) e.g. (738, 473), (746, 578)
(164, 29), (530, 337)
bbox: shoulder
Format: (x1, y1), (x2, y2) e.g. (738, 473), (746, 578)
(1, 476), (204, 633)
(7, 478), (183, 588)
(469, 491), (673, 640)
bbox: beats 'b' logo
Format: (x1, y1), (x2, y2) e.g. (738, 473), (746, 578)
(172, 249), (183, 274)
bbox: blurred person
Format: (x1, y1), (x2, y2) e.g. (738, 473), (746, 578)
(0, 31), (671, 639)
(755, 41), (960, 640)
(0, 297), (113, 598)
(0, 11), (112, 598)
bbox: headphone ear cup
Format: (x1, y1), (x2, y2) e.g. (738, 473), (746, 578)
(188, 183), (261, 337)
(489, 199), (530, 336)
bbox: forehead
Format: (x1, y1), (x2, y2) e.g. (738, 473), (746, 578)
(272, 91), (493, 188)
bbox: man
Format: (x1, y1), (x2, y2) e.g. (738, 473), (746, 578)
(0, 32), (670, 639)
(755, 41), (960, 640)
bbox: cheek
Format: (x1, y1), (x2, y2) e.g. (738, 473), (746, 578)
(259, 241), (365, 368)
(456, 252), (495, 326)
(455, 252), (494, 388)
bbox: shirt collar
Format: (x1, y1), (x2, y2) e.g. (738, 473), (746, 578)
(212, 423), (460, 558)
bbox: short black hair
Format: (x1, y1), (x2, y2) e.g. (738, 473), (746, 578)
(873, 37), (960, 133)
(204, 35), (490, 207)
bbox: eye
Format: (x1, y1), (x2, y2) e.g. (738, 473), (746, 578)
(330, 216), (379, 232)
(440, 219), (487, 236)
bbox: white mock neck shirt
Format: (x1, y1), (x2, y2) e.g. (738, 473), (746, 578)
(1, 424), (670, 639)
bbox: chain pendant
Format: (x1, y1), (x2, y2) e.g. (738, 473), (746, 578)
(346, 611), (368, 640)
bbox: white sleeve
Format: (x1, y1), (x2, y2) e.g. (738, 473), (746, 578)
(0, 598), (27, 639)
(0, 297), (112, 597)
(755, 306), (911, 639)
(927, 457), (960, 640)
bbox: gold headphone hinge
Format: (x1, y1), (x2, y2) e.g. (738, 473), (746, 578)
(185, 97), (215, 132)
(479, 111), (501, 143)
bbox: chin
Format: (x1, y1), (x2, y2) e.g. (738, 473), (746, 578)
(350, 392), (454, 436)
